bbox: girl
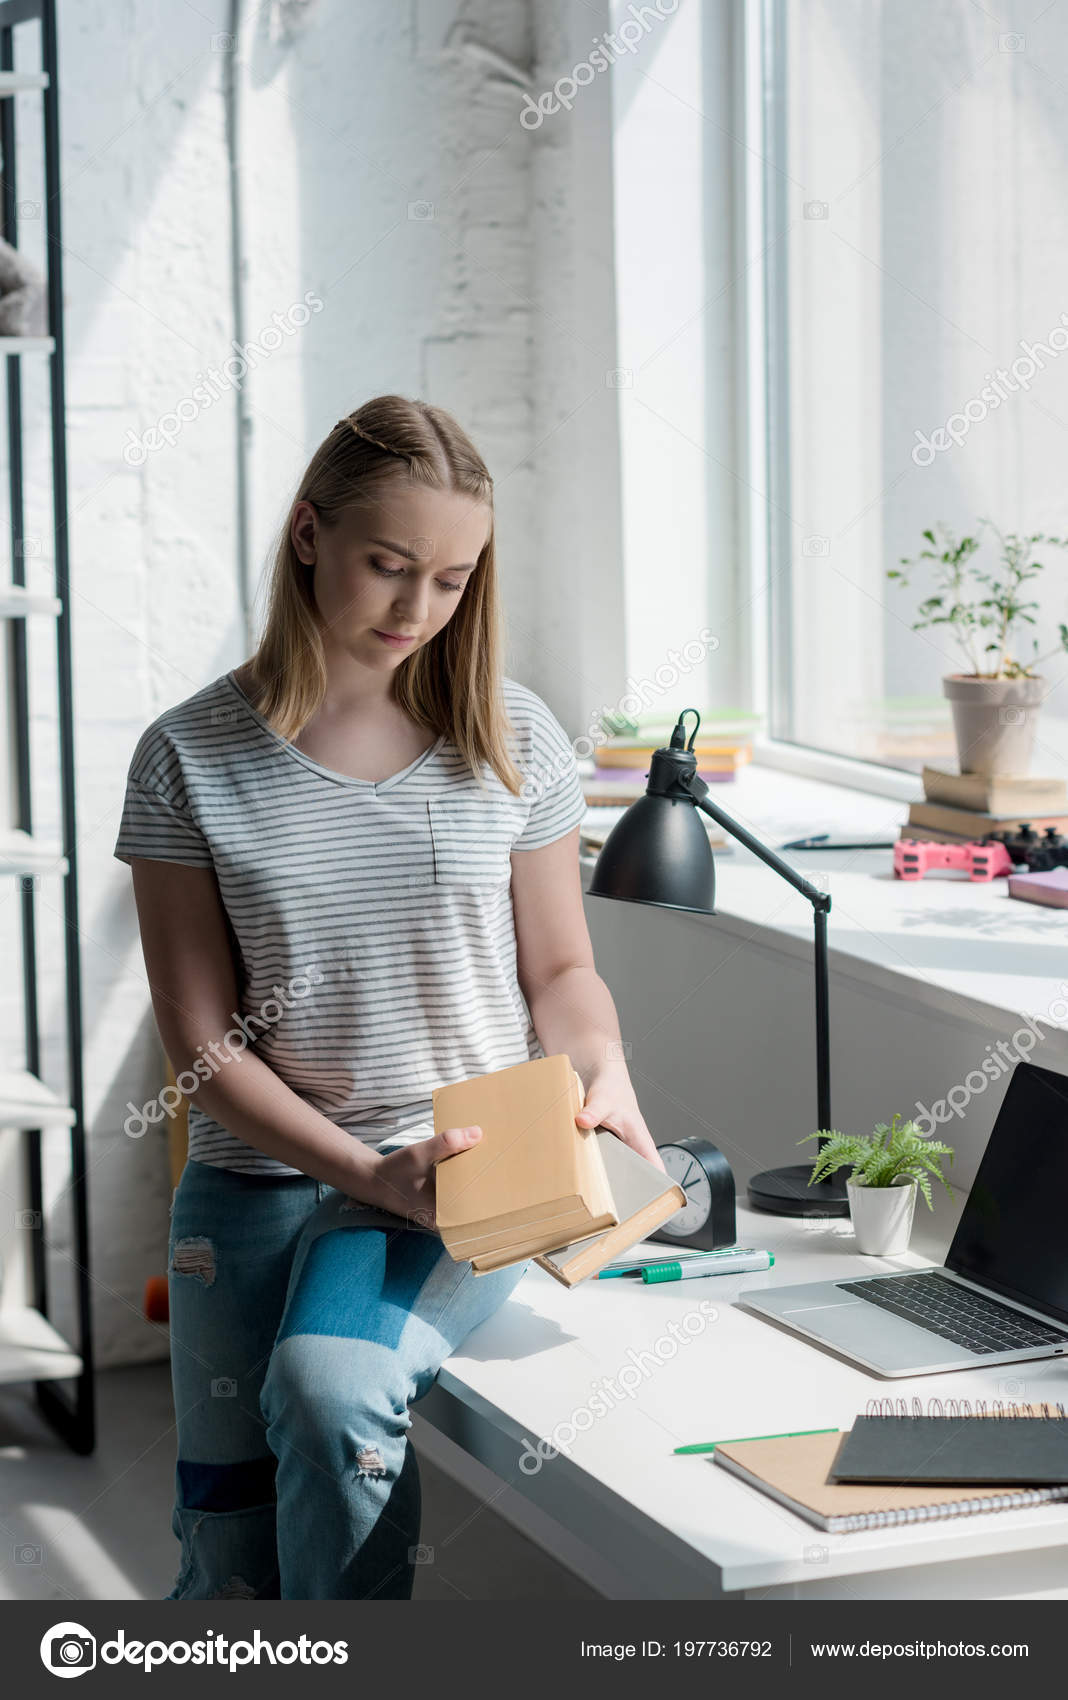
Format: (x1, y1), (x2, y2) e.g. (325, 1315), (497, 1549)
(115, 394), (664, 1601)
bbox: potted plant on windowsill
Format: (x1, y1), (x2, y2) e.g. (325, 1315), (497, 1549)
(889, 520), (1068, 776)
(798, 1116), (955, 1255)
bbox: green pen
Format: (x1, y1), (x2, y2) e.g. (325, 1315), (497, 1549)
(640, 1250), (773, 1282)
(673, 1427), (838, 1456)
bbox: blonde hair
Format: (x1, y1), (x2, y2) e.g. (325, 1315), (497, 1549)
(246, 394), (523, 795)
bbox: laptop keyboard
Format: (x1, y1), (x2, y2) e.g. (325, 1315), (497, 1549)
(837, 1271), (1068, 1355)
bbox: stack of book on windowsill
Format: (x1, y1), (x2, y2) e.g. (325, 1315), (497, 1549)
(432, 1054), (685, 1288)
(583, 725), (755, 810)
(581, 707), (760, 805)
(899, 766), (1068, 845)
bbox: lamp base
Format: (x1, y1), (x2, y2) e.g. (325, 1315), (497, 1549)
(747, 1164), (850, 1218)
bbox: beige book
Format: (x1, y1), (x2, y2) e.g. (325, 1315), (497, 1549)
(531, 1130), (686, 1287)
(466, 1131), (686, 1284)
(433, 1054), (618, 1261)
(465, 1224), (619, 1278)
(907, 799), (1068, 839)
(711, 1429), (1068, 1533)
(921, 765), (1067, 817)
(595, 742), (751, 767)
(442, 1207), (612, 1262)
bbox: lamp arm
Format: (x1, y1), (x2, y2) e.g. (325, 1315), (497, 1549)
(684, 774), (833, 1131)
(684, 777), (831, 914)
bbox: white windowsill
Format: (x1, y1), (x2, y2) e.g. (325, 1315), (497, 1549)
(750, 737), (924, 803)
(580, 758), (1068, 1048)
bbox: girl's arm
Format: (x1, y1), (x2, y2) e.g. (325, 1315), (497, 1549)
(511, 828), (666, 1172)
(128, 859), (476, 1216)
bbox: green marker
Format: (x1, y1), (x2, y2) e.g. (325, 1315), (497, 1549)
(641, 1250), (773, 1282)
(673, 1427), (838, 1456)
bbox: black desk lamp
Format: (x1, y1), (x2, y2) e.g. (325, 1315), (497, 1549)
(587, 708), (848, 1217)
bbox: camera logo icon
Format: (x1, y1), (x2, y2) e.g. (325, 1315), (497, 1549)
(997, 1376), (1025, 1397)
(40, 1622), (96, 1678)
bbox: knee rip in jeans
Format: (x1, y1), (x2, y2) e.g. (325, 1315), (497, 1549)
(171, 1235), (216, 1286)
(211, 1572), (258, 1600)
(355, 1443), (387, 1477)
(178, 1520), (259, 1603)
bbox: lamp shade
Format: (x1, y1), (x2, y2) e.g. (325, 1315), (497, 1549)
(587, 792), (716, 914)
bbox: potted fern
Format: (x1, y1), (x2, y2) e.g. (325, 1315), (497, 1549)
(798, 1116), (955, 1255)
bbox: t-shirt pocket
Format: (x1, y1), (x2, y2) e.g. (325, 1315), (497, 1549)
(428, 793), (524, 887)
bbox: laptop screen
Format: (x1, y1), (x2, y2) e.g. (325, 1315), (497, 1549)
(947, 1061), (1068, 1324)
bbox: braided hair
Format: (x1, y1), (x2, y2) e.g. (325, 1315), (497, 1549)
(328, 399), (494, 492)
(334, 416), (407, 458)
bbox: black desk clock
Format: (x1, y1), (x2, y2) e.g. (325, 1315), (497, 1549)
(649, 1137), (736, 1251)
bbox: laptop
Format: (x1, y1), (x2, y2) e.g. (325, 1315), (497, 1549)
(740, 1061), (1068, 1378)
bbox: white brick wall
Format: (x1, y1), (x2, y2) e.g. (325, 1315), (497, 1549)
(0, 0), (629, 1367)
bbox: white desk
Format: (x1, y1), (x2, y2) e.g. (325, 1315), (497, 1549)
(416, 761), (1068, 1597)
(418, 1184), (1068, 1600)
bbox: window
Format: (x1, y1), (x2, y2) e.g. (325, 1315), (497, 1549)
(755, 0), (1068, 777)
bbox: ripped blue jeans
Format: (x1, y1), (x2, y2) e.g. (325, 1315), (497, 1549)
(165, 1154), (530, 1600)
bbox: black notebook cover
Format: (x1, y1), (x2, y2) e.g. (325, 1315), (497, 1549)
(832, 1414), (1068, 1486)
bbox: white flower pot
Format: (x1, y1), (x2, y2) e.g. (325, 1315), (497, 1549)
(846, 1176), (917, 1255)
(942, 673), (1045, 776)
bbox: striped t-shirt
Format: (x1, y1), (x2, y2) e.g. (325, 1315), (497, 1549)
(114, 670), (588, 1176)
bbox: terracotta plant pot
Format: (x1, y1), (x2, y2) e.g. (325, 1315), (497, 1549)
(942, 674), (1045, 777)
(846, 1176), (917, 1255)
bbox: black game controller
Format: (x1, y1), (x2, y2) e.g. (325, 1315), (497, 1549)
(987, 824), (1068, 871)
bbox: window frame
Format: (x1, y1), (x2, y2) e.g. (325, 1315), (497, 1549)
(740, 0), (925, 802)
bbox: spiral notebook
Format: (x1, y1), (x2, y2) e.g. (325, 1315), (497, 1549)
(712, 1405), (1068, 1534)
(832, 1399), (1068, 1486)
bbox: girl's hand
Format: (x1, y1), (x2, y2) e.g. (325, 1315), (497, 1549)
(358, 1125), (482, 1229)
(574, 1065), (667, 1173)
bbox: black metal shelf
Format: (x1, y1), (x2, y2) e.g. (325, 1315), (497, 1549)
(1, 0), (93, 1455)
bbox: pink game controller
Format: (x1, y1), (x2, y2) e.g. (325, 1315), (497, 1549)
(893, 839), (1014, 882)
